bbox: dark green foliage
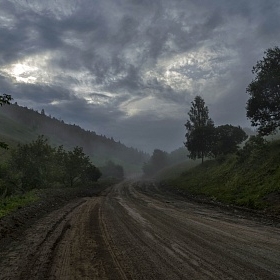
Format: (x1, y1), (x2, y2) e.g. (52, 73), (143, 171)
(100, 161), (124, 180)
(165, 139), (280, 212)
(83, 165), (102, 184)
(6, 136), (101, 193)
(0, 94), (12, 106)
(212, 125), (248, 157)
(62, 146), (101, 187)
(246, 47), (280, 135)
(0, 163), (16, 197)
(237, 135), (268, 163)
(185, 96), (215, 163)
(0, 94), (12, 150)
(10, 135), (54, 190)
(0, 191), (38, 218)
(0, 142), (9, 150)
(142, 149), (169, 176)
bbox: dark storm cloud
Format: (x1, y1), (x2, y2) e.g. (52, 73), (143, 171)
(1, 0), (280, 152)
(2, 80), (75, 107)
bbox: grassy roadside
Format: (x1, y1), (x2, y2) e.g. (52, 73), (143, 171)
(0, 191), (39, 218)
(157, 140), (280, 214)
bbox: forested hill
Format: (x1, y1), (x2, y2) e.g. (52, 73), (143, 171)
(0, 103), (149, 172)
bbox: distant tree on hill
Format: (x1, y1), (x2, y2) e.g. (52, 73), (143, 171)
(185, 96), (215, 163)
(83, 165), (102, 184)
(168, 147), (189, 165)
(0, 94), (12, 106)
(100, 161), (124, 180)
(246, 47), (280, 135)
(142, 149), (168, 176)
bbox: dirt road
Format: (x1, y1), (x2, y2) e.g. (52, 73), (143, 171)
(1, 181), (280, 279)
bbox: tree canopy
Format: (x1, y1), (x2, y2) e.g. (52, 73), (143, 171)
(246, 46), (280, 135)
(212, 125), (248, 157)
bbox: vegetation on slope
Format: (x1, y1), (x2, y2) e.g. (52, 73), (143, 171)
(159, 137), (280, 213)
(0, 190), (39, 218)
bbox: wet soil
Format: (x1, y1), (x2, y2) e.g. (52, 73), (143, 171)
(1, 181), (280, 279)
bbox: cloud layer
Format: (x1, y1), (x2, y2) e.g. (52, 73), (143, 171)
(0, 0), (280, 152)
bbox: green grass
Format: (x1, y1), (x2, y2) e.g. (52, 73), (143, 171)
(0, 190), (39, 218)
(157, 140), (280, 212)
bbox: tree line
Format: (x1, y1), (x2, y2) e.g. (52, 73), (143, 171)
(0, 135), (102, 197)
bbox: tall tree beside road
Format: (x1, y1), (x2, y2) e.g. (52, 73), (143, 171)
(246, 47), (280, 135)
(185, 96), (214, 163)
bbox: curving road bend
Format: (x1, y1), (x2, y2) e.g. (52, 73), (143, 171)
(1, 181), (280, 279)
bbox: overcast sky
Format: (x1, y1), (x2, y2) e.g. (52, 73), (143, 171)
(0, 0), (279, 153)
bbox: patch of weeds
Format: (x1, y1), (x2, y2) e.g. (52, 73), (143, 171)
(0, 190), (39, 218)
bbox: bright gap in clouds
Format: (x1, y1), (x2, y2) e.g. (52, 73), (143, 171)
(1, 52), (53, 84)
(10, 64), (38, 83)
(156, 46), (237, 95)
(120, 95), (184, 119)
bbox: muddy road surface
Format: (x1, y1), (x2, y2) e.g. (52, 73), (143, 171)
(1, 181), (280, 279)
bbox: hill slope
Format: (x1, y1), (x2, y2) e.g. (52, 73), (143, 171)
(0, 103), (149, 173)
(158, 139), (280, 214)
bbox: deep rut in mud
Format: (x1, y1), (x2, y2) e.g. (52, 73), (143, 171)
(1, 182), (280, 279)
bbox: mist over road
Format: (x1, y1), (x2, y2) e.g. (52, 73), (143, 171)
(1, 181), (280, 279)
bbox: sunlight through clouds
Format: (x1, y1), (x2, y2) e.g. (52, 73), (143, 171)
(1, 52), (53, 84)
(120, 95), (184, 119)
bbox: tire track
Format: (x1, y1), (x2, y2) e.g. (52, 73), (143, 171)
(0, 198), (86, 280)
(99, 206), (128, 280)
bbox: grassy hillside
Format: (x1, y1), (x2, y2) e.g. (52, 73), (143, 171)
(154, 160), (200, 181)
(158, 139), (280, 214)
(0, 104), (149, 174)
